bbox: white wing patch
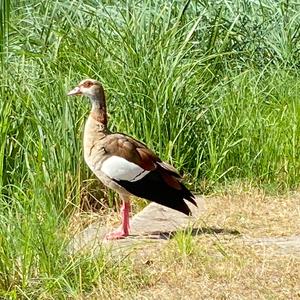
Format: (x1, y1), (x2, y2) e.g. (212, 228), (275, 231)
(101, 156), (150, 182)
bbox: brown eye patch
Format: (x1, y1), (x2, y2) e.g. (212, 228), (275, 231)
(82, 81), (93, 88)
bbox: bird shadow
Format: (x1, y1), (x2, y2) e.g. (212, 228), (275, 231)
(129, 227), (241, 240)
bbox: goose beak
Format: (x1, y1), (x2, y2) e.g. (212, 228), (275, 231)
(67, 86), (81, 96)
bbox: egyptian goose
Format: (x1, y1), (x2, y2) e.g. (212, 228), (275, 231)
(67, 79), (197, 239)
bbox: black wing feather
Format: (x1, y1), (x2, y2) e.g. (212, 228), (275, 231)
(114, 170), (196, 215)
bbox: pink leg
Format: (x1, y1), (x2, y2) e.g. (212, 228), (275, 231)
(106, 197), (131, 240)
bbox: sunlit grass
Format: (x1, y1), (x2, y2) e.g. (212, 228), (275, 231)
(0, 0), (300, 298)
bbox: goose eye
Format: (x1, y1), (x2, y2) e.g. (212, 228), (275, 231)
(83, 81), (93, 88)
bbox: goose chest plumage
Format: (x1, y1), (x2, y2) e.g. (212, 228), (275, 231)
(68, 79), (197, 239)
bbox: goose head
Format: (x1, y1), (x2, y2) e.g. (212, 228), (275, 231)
(67, 79), (104, 100)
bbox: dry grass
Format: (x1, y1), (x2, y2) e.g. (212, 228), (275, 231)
(204, 186), (300, 237)
(136, 243), (300, 299)
(79, 187), (300, 299)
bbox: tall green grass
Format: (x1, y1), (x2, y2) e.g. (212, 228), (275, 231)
(0, 0), (300, 297)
